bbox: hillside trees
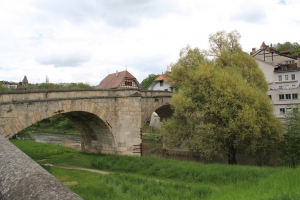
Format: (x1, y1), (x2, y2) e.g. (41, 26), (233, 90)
(275, 41), (300, 57)
(0, 82), (10, 91)
(280, 107), (300, 167)
(163, 31), (283, 165)
(140, 74), (159, 89)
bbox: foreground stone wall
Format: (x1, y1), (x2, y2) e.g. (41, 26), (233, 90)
(0, 134), (82, 200)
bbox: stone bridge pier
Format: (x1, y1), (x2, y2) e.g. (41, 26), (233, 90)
(0, 89), (173, 156)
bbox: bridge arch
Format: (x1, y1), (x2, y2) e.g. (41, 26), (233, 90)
(0, 89), (172, 155)
(141, 97), (173, 126)
(2, 99), (116, 154)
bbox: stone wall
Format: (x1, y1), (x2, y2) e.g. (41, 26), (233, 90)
(0, 89), (172, 156)
(0, 134), (82, 200)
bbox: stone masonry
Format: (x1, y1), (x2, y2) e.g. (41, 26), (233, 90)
(0, 89), (172, 155)
(0, 134), (83, 200)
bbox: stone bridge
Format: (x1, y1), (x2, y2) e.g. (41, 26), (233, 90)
(0, 89), (173, 155)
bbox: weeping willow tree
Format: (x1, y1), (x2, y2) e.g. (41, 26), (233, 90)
(163, 31), (283, 165)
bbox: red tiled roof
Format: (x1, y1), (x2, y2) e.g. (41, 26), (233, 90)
(153, 74), (168, 82)
(96, 70), (137, 89)
(16, 85), (26, 90)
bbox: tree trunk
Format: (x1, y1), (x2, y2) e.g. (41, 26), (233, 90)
(228, 144), (237, 165)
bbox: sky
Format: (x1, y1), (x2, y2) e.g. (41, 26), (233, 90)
(1, 0), (300, 86)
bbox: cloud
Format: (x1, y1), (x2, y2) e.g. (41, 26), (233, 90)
(127, 54), (169, 73)
(35, 51), (91, 67)
(32, 0), (178, 28)
(279, 0), (286, 4)
(230, 3), (267, 24)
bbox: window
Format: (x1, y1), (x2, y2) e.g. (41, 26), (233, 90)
(285, 85), (290, 89)
(279, 85), (283, 89)
(279, 94), (284, 100)
(159, 80), (163, 86)
(292, 74), (296, 80)
(125, 81), (132, 86)
(280, 108), (285, 114)
(268, 95), (272, 100)
(286, 94), (291, 99)
(281, 66), (287, 71)
(292, 85), (296, 88)
(278, 75), (282, 81)
(286, 108), (292, 113)
(292, 93), (298, 99)
(285, 75), (289, 80)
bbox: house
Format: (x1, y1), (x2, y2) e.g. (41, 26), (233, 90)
(1, 81), (18, 89)
(251, 42), (300, 119)
(147, 74), (173, 130)
(16, 84), (26, 90)
(147, 74), (172, 91)
(96, 70), (141, 89)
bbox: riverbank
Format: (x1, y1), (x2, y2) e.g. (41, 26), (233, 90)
(10, 139), (300, 200)
(29, 128), (80, 135)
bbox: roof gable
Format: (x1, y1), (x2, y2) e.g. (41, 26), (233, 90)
(96, 70), (140, 89)
(153, 74), (168, 82)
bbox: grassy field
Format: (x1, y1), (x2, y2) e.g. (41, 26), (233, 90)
(10, 139), (300, 200)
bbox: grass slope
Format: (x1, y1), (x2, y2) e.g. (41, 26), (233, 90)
(10, 140), (300, 200)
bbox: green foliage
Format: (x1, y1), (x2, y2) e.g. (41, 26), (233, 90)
(11, 140), (300, 200)
(164, 30), (283, 165)
(207, 30), (268, 92)
(0, 82), (10, 91)
(280, 107), (300, 167)
(51, 115), (75, 129)
(16, 130), (36, 141)
(21, 114), (77, 134)
(10, 139), (78, 160)
(26, 83), (65, 90)
(140, 74), (160, 89)
(275, 41), (300, 57)
(65, 83), (95, 89)
(25, 83), (94, 90)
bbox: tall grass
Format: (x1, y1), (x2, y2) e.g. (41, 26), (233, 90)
(10, 139), (300, 200)
(91, 155), (278, 185)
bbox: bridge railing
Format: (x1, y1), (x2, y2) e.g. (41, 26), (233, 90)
(0, 89), (172, 104)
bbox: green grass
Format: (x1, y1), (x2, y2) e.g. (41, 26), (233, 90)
(10, 139), (300, 200)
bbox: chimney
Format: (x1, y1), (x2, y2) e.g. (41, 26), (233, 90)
(250, 48), (256, 55)
(116, 70), (118, 77)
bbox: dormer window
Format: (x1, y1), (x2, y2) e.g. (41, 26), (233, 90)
(281, 66), (287, 71)
(160, 80), (163, 86)
(125, 81), (132, 86)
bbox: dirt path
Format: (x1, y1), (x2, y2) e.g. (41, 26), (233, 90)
(43, 164), (110, 174)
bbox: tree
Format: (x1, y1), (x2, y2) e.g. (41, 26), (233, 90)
(0, 82), (10, 91)
(163, 31), (283, 165)
(140, 74), (159, 90)
(280, 107), (300, 167)
(275, 41), (300, 57)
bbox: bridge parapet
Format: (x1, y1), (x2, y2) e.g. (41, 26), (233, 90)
(0, 89), (172, 104)
(0, 134), (82, 199)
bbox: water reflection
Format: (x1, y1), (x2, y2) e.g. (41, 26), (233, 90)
(31, 132), (81, 149)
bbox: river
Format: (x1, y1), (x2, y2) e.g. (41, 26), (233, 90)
(31, 132), (82, 149)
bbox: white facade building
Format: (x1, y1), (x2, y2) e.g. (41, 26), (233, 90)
(147, 74), (172, 130)
(147, 74), (172, 91)
(251, 42), (300, 119)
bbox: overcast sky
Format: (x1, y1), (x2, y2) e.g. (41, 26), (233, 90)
(1, 0), (300, 85)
